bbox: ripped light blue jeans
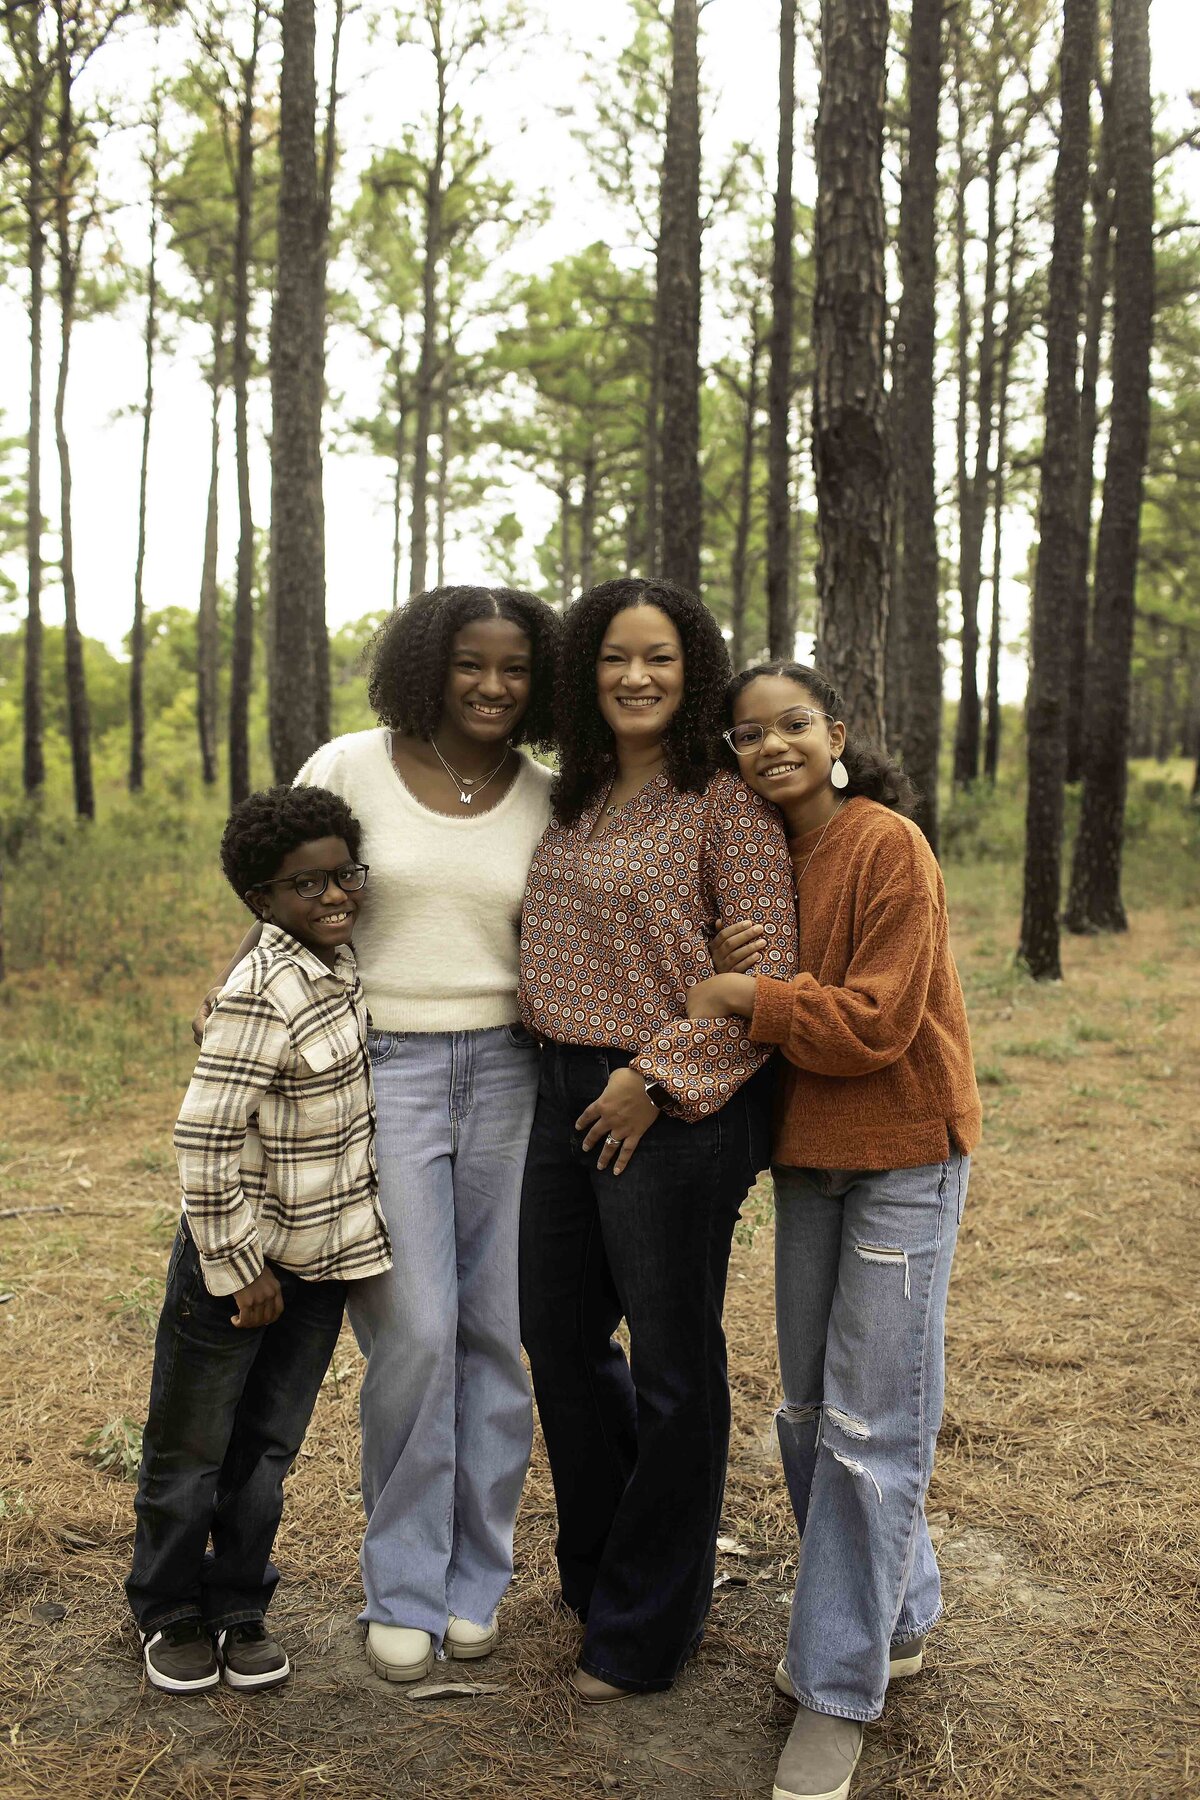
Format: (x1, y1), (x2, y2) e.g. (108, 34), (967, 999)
(773, 1153), (968, 1721)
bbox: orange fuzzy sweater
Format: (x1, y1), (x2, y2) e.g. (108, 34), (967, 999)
(749, 797), (981, 1170)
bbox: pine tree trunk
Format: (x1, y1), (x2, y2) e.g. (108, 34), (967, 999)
(1065, 86), (1114, 783)
(892, 0), (943, 847)
(953, 77), (1002, 789)
(558, 477), (572, 602)
(270, 0), (328, 783)
(1064, 0), (1152, 933)
(23, 62), (46, 798)
(228, 0), (262, 808)
(984, 156), (1024, 784)
(408, 31), (446, 600)
(436, 364), (450, 587)
(641, 322), (661, 571)
(731, 322), (763, 670)
(812, 0), (891, 746)
(129, 100), (161, 796)
(1018, 0), (1096, 977)
(766, 0), (796, 657)
(53, 0), (93, 821)
(580, 439), (598, 594)
(657, 0), (702, 596)
(197, 334), (222, 789)
(390, 341), (407, 610)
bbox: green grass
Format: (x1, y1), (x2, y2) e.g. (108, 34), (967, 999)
(83, 1417), (144, 1482)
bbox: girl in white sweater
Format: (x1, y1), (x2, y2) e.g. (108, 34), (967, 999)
(202, 586), (560, 1681)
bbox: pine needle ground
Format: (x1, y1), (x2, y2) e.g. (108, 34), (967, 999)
(1, 861), (1197, 1799)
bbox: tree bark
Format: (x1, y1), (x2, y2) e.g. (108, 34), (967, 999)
(953, 59), (1002, 789)
(408, 20), (447, 600)
(129, 95), (162, 796)
(1017, 0), (1095, 978)
(1064, 0), (1153, 933)
(766, 0), (796, 657)
(657, 0), (702, 595)
(197, 320), (223, 787)
(579, 438), (598, 594)
(892, 0), (943, 847)
(228, 0), (262, 807)
(730, 319), (763, 670)
(812, 0), (891, 746)
(984, 157), (1023, 784)
(53, 0), (93, 821)
(269, 0), (328, 783)
(1065, 81), (1114, 783)
(19, 10), (48, 798)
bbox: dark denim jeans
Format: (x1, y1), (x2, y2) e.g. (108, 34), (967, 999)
(519, 1043), (770, 1691)
(126, 1223), (346, 1635)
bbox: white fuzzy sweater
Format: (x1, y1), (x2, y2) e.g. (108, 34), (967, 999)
(296, 729), (553, 1033)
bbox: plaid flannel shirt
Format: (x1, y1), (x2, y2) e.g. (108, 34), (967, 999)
(174, 923), (392, 1296)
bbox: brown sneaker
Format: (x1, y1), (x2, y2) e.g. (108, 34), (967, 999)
(772, 1705), (863, 1800)
(216, 1622), (290, 1691)
(140, 1620), (220, 1694)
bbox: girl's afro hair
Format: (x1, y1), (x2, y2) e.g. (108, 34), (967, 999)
(552, 576), (732, 825)
(366, 585), (560, 749)
(220, 785), (363, 911)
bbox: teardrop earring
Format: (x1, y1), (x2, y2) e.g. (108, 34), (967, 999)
(830, 757), (849, 791)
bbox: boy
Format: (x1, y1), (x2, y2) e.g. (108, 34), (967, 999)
(126, 785), (392, 1694)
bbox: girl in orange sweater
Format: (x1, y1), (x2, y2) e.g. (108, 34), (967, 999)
(687, 662), (980, 1800)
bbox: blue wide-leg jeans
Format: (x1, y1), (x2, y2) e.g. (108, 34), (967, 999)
(350, 1025), (540, 1642)
(774, 1154), (968, 1721)
(519, 1043), (770, 1692)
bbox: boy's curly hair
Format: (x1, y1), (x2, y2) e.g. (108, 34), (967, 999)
(551, 577), (733, 825)
(366, 585), (560, 748)
(220, 785), (363, 910)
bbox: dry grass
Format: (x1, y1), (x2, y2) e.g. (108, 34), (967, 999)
(2, 890), (1198, 1799)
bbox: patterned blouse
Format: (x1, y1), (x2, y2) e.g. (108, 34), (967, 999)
(519, 769), (799, 1121)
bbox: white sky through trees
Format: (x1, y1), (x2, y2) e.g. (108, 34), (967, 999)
(0, 0), (1197, 703)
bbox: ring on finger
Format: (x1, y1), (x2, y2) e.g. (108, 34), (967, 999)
(604, 1133), (621, 1149)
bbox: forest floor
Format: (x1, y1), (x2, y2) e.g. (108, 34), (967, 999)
(1, 865), (1198, 1800)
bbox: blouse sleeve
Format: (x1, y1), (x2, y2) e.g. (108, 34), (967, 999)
(631, 777), (799, 1120)
(749, 839), (938, 1076)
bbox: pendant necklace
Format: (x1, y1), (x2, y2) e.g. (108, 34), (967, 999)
(429, 738), (509, 806)
(796, 800), (847, 882)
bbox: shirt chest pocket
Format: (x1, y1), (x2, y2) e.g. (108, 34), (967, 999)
(296, 1024), (361, 1123)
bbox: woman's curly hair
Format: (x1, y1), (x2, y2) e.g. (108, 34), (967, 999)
(366, 585), (560, 748)
(726, 662), (919, 817)
(220, 785), (363, 910)
(552, 577), (733, 825)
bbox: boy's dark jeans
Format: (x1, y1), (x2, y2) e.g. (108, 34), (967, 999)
(126, 1224), (346, 1636)
(518, 1043), (770, 1692)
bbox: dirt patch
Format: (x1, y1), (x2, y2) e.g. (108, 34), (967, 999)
(2, 908), (1198, 1798)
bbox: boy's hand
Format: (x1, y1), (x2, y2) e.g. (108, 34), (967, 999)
(709, 919), (767, 975)
(192, 987), (220, 1047)
(230, 1268), (284, 1329)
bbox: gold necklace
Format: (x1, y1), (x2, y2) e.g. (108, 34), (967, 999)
(796, 800), (847, 881)
(429, 738), (510, 806)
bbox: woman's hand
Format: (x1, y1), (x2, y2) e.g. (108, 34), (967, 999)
(709, 919), (767, 975)
(230, 1267), (284, 1329)
(576, 1068), (661, 1175)
(686, 973), (758, 1021)
(191, 987), (220, 1047)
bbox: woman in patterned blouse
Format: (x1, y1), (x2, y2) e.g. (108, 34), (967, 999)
(518, 577), (799, 1702)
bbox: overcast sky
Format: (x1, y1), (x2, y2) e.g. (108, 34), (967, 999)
(0, 0), (1197, 703)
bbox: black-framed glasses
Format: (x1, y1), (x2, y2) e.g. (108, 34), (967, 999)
(723, 709), (833, 756)
(253, 862), (369, 901)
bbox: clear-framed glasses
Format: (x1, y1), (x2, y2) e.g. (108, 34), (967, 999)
(722, 708), (833, 756)
(254, 862), (369, 900)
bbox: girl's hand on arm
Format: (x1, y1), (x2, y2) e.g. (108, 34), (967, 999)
(686, 974), (757, 1020)
(192, 920), (265, 1045)
(575, 1068), (661, 1175)
(709, 920), (768, 975)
